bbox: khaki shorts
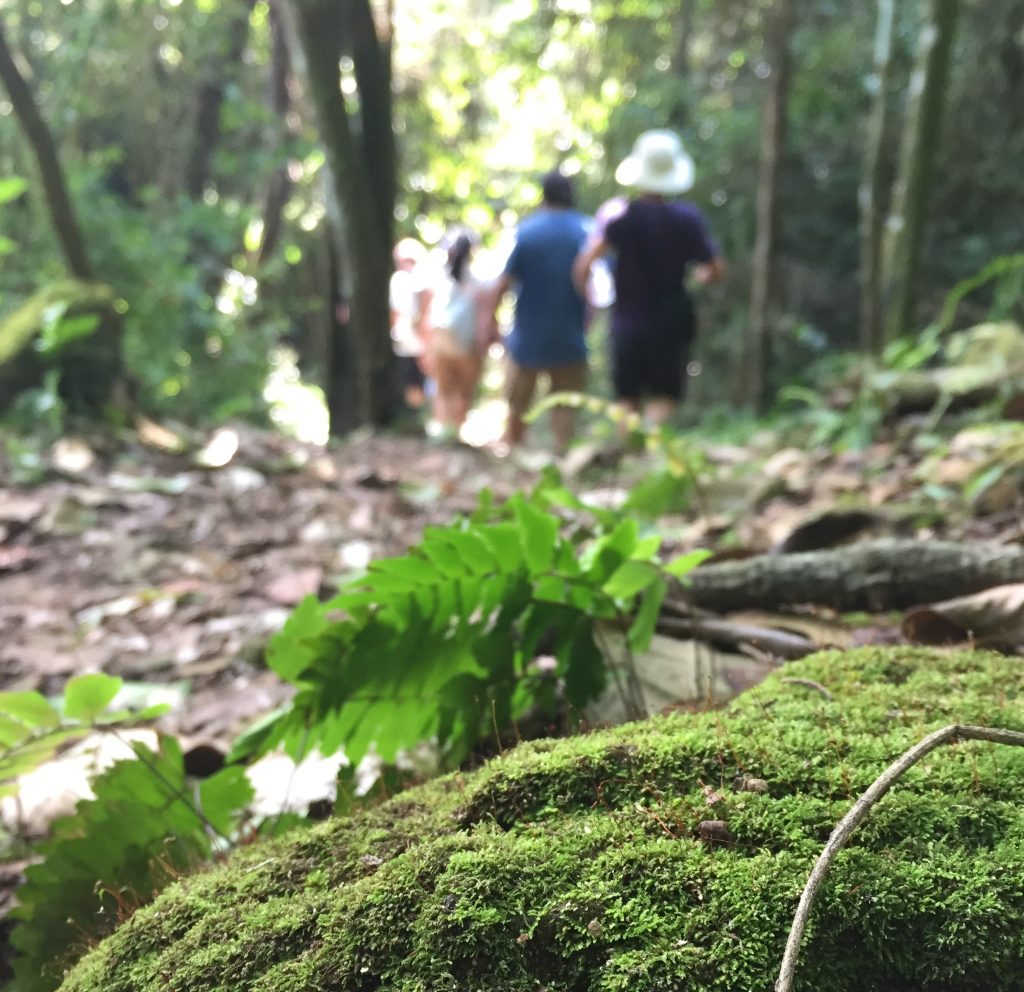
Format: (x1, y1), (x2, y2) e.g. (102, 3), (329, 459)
(505, 360), (587, 418)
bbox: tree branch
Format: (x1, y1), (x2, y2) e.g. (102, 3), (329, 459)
(776, 723), (1024, 992)
(0, 22), (93, 279)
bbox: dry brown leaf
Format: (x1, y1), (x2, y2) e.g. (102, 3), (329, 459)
(50, 437), (96, 475)
(903, 583), (1024, 650)
(0, 546), (31, 572)
(701, 783), (724, 806)
(262, 566), (324, 606)
(136, 415), (187, 452)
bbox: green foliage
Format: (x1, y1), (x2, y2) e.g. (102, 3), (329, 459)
(883, 253), (1024, 372)
(0, 281), (113, 368)
(57, 647), (1024, 992)
(0, 676), (253, 992)
(0, 674), (167, 800)
(778, 379), (885, 452)
(232, 486), (704, 769)
(11, 736), (254, 992)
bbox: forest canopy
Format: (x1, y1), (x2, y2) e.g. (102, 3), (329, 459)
(0, 0), (1021, 430)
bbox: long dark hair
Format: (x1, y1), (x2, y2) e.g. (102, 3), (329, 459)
(446, 230), (475, 284)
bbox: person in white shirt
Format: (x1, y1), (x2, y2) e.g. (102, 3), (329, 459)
(427, 229), (490, 436)
(390, 238), (432, 411)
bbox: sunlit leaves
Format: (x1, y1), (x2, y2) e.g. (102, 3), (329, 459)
(62, 673), (122, 722)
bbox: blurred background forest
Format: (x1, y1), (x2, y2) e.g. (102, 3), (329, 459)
(1, 0), (1022, 441)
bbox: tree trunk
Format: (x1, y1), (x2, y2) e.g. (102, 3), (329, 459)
(0, 27), (92, 281)
(677, 539), (1024, 613)
(255, 0), (295, 265)
(743, 0), (793, 410)
(0, 20), (124, 415)
(858, 0), (895, 356)
(184, 0), (257, 200)
(671, 0), (693, 83)
(290, 0), (399, 433)
(882, 0), (961, 344)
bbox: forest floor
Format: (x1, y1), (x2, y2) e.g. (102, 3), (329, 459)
(1, 402), (1023, 930)
(3, 408), (1021, 748)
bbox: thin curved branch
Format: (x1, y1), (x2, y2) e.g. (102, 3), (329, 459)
(776, 723), (1024, 992)
(780, 676), (833, 700)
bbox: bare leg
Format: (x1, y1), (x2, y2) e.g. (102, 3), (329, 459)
(644, 397), (676, 427)
(551, 406), (575, 456)
(404, 385), (426, 410)
(547, 362), (587, 454)
(504, 362), (537, 448)
(504, 411), (527, 446)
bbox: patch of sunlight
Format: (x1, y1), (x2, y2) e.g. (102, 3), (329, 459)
(263, 347), (329, 445)
(461, 397), (506, 448)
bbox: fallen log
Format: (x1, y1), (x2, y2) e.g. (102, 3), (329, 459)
(682, 539), (1024, 613)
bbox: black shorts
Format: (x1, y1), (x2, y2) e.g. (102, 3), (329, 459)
(610, 331), (692, 402)
(397, 355), (426, 391)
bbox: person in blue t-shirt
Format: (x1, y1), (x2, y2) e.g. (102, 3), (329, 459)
(488, 171), (591, 454)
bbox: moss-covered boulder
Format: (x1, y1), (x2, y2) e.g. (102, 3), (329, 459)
(61, 648), (1024, 992)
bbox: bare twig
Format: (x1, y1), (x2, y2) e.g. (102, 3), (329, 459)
(775, 724), (1024, 992)
(780, 676), (833, 700)
(658, 614), (814, 660)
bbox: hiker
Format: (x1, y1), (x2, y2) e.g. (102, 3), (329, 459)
(390, 237), (433, 413)
(574, 130), (724, 426)
(488, 170), (592, 455)
(427, 228), (490, 438)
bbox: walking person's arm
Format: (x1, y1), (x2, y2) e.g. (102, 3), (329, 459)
(572, 234), (608, 298)
(481, 272), (512, 347)
(693, 257), (725, 285)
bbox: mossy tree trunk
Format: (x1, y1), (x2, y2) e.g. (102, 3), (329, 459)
(858, 0), (895, 356)
(882, 0), (961, 344)
(290, 0), (399, 434)
(0, 19), (124, 416)
(742, 0), (793, 411)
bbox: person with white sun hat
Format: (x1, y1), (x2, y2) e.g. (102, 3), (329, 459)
(574, 129), (724, 426)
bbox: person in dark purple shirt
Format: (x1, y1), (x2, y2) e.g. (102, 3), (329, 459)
(574, 130), (724, 426)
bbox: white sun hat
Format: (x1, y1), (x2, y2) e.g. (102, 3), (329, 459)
(614, 129), (695, 195)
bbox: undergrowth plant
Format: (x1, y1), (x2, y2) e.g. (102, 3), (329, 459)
(232, 481), (708, 769)
(1, 675), (253, 992)
(526, 391), (711, 519)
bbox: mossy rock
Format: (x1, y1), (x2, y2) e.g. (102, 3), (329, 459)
(61, 648), (1024, 992)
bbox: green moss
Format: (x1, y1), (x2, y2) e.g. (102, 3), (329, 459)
(60, 648), (1024, 992)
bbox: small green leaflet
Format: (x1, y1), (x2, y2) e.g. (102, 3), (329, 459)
(664, 548), (713, 578)
(628, 576), (667, 652)
(199, 766), (255, 836)
(0, 692), (60, 732)
(513, 498), (558, 574)
(0, 176), (27, 205)
(602, 560), (660, 600)
(63, 674), (122, 722)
